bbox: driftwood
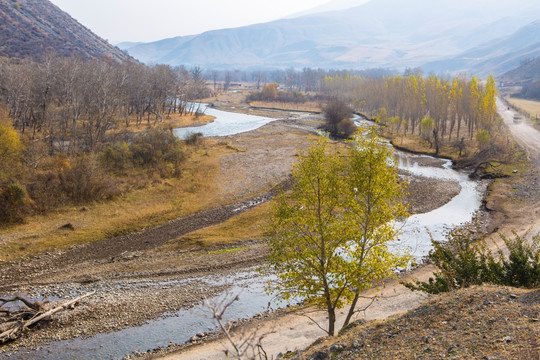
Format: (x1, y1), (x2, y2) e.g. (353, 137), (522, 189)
(0, 291), (95, 344)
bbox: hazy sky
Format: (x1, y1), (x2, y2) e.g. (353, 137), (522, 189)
(49, 0), (344, 43)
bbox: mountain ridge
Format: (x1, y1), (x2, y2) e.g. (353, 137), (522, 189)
(0, 0), (130, 61)
(118, 0), (540, 72)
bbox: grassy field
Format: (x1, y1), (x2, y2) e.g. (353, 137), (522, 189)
(249, 100), (322, 113)
(109, 113), (215, 134)
(0, 140), (239, 262)
(506, 97), (540, 129)
(165, 201), (272, 250)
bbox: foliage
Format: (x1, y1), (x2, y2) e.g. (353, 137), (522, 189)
(517, 81), (540, 101)
(185, 132), (204, 146)
(267, 130), (409, 336)
(475, 129), (492, 149)
(321, 73), (500, 155)
(403, 228), (540, 294)
(0, 121), (24, 183)
(26, 154), (119, 210)
(0, 183), (28, 223)
(246, 84), (317, 104)
(322, 100), (355, 138)
(102, 129), (185, 177)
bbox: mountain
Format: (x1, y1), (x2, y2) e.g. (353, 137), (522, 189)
(0, 0), (130, 61)
(423, 20), (540, 77)
(119, 0), (540, 71)
(501, 55), (540, 85)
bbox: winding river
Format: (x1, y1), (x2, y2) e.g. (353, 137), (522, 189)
(1, 107), (484, 360)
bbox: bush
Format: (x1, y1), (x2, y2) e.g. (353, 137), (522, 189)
(27, 155), (119, 210)
(59, 155), (119, 203)
(403, 228), (540, 294)
(322, 100), (355, 138)
(131, 129), (184, 170)
(185, 132), (203, 146)
(0, 183), (29, 223)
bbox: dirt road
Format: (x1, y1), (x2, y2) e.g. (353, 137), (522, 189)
(496, 97), (540, 234)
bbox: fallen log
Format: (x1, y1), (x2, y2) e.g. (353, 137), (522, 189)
(0, 291), (95, 344)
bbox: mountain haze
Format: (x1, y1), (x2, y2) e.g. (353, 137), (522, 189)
(119, 0), (540, 72)
(423, 20), (540, 77)
(0, 0), (130, 61)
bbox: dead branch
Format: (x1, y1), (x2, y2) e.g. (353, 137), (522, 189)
(0, 295), (42, 312)
(0, 291), (95, 344)
(204, 292), (270, 360)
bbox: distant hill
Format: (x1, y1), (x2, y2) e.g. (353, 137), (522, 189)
(423, 20), (540, 77)
(118, 0), (540, 71)
(0, 0), (130, 61)
(501, 55), (540, 85)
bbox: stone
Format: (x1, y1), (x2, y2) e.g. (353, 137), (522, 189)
(330, 343), (345, 353)
(310, 351), (329, 360)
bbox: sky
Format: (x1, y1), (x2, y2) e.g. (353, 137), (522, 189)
(49, 0), (346, 44)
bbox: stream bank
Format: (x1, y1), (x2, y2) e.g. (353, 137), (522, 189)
(0, 106), (490, 360)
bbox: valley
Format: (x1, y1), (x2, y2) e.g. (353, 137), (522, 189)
(0, 94), (495, 359)
(1, 0), (540, 359)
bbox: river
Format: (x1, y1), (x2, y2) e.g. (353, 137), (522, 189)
(1, 107), (484, 360)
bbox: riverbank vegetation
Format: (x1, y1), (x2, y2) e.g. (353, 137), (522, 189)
(0, 56), (214, 226)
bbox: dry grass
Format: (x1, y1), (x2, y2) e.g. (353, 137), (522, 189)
(507, 97), (540, 118)
(506, 97), (540, 130)
(0, 140), (238, 262)
(166, 201), (272, 250)
(109, 113), (215, 135)
(386, 132), (471, 161)
(300, 285), (540, 360)
(249, 101), (322, 113)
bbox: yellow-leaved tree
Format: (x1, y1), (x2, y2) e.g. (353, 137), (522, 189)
(267, 129), (409, 336)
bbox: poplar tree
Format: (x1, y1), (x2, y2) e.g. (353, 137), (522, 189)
(267, 130), (409, 336)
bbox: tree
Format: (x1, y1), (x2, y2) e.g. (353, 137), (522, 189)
(323, 100), (354, 138)
(0, 119), (24, 183)
(261, 82), (278, 101)
(267, 131), (409, 336)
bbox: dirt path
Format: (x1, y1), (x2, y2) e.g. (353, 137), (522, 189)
(153, 101), (540, 360)
(0, 182), (289, 290)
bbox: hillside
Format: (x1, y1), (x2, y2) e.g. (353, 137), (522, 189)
(0, 0), (130, 61)
(119, 0), (540, 70)
(299, 286), (539, 359)
(423, 20), (540, 77)
(502, 56), (540, 85)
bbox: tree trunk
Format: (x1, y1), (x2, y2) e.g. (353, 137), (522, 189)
(343, 291), (360, 328)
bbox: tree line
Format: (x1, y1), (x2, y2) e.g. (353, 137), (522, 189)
(0, 56), (213, 224)
(321, 73), (500, 156)
(0, 56), (211, 153)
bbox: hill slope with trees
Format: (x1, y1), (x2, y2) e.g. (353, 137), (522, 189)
(0, 0), (130, 61)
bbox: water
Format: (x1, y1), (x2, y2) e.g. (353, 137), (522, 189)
(2, 110), (484, 360)
(173, 104), (277, 138)
(393, 153), (483, 259)
(1, 271), (281, 360)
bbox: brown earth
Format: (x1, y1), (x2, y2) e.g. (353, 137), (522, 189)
(142, 100), (540, 360)
(299, 286), (540, 360)
(0, 101), (466, 358)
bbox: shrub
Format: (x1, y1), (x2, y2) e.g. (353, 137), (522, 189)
(403, 228), (540, 294)
(59, 155), (119, 203)
(131, 129), (184, 169)
(0, 183), (29, 223)
(323, 100), (354, 138)
(101, 141), (132, 172)
(185, 132), (203, 146)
